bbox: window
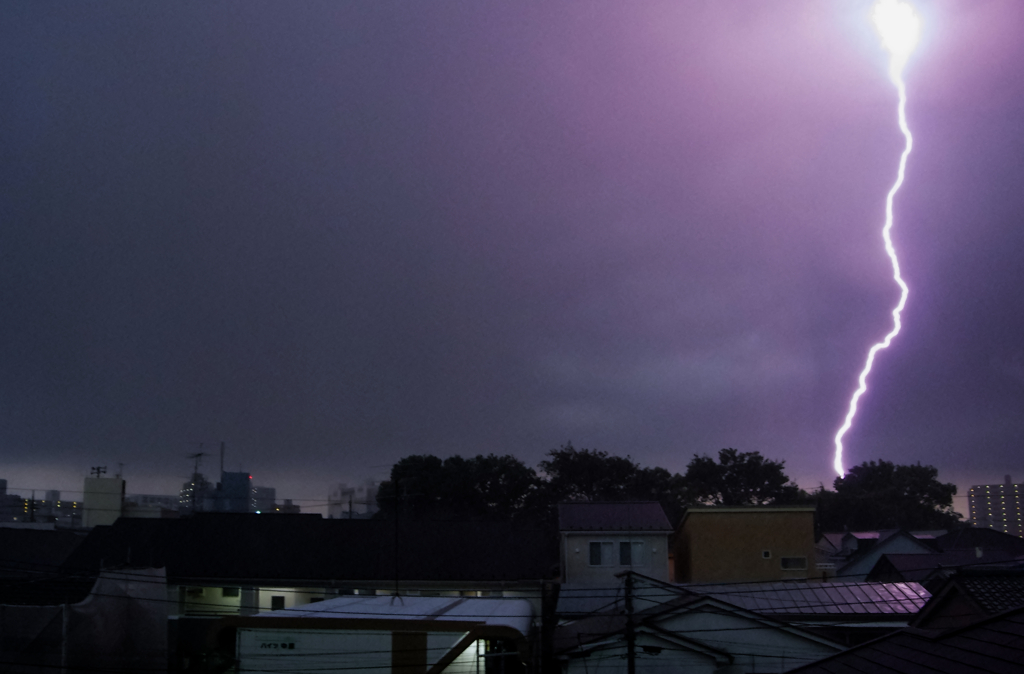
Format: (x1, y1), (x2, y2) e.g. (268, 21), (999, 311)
(221, 587), (240, 598)
(780, 557), (808, 570)
(271, 596), (286, 611)
(589, 542), (614, 565)
(590, 540), (646, 566)
(619, 542), (645, 566)
(762, 550), (771, 559)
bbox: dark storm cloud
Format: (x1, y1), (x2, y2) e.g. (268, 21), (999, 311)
(1, 1), (1022, 502)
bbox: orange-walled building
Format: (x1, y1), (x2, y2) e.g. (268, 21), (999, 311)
(673, 505), (820, 583)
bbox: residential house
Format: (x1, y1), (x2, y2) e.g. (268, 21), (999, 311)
(677, 579), (930, 647)
(865, 550), (1023, 588)
(558, 502), (673, 584)
(912, 569), (1024, 631)
(673, 506), (818, 583)
(555, 572), (843, 674)
(784, 570), (1024, 673)
(860, 527), (1024, 588)
(559, 572), (929, 649)
(784, 606), (1024, 674)
(826, 530), (939, 581)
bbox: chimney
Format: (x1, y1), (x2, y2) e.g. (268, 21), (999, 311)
(1006, 475), (1012, 486)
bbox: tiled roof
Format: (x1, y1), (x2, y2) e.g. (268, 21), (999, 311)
(558, 580), (930, 619)
(683, 581), (930, 616)
(784, 606), (1024, 673)
(958, 574), (1024, 614)
(557, 502), (672, 532)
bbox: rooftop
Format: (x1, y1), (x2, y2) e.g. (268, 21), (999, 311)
(256, 594), (534, 636)
(557, 502), (672, 532)
(682, 580), (930, 616)
(786, 606), (1024, 673)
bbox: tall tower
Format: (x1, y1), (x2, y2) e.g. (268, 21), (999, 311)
(968, 476), (1024, 537)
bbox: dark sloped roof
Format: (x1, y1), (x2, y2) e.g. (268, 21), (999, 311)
(60, 513), (559, 584)
(0, 576), (96, 605)
(784, 606), (1024, 674)
(0, 528), (87, 578)
(0, 528), (92, 605)
(936, 528), (1024, 554)
(867, 552), (1024, 583)
(957, 574), (1024, 614)
(683, 581), (929, 617)
(557, 579), (928, 620)
(557, 502), (672, 532)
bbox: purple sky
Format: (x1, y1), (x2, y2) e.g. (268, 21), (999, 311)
(2, 1), (1022, 514)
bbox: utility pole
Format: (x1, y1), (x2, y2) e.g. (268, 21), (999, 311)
(625, 571), (635, 674)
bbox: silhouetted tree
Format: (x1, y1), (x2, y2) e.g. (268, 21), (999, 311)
(816, 459), (961, 531)
(683, 448), (804, 506)
(535, 443), (687, 522)
(376, 454), (540, 521)
(538, 444), (644, 502)
(377, 444), (808, 526)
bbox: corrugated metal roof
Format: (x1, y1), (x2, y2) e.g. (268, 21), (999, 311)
(683, 581), (930, 615)
(558, 502), (672, 532)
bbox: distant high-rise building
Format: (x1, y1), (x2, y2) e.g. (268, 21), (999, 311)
(277, 498), (300, 514)
(83, 475), (125, 528)
(968, 476), (1024, 537)
(0, 479), (27, 523)
(328, 480), (380, 519)
(179, 473), (213, 515)
(252, 486), (276, 513)
(206, 472), (253, 513)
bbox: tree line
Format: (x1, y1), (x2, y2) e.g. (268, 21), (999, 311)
(376, 444), (961, 531)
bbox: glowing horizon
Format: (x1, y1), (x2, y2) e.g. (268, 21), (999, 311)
(832, 0), (919, 478)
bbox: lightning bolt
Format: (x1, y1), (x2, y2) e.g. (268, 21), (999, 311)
(833, 0), (919, 477)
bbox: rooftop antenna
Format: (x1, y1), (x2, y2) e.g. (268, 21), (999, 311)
(187, 451), (206, 478)
(90, 466), (107, 478)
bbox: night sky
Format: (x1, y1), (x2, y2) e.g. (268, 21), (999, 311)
(2, 1), (1022, 513)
